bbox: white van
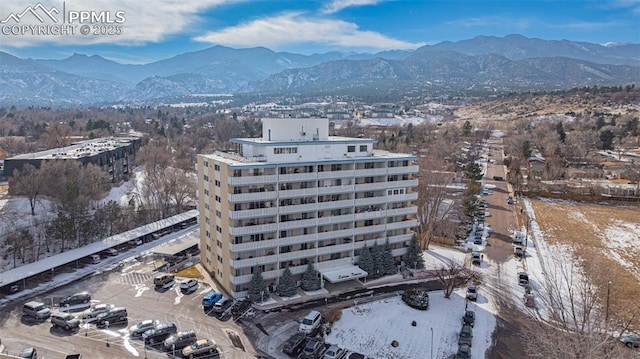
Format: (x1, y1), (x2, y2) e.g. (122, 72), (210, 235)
(89, 254), (100, 264)
(512, 231), (526, 245)
(299, 310), (323, 335)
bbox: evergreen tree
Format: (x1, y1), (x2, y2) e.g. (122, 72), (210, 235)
(248, 268), (268, 303)
(371, 243), (383, 278)
(382, 239), (397, 275)
(276, 266), (297, 297)
(301, 263), (321, 291)
(404, 235), (425, 269)
(358, 244), (374, 278)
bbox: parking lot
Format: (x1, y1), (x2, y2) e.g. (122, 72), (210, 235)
(0, 255), (258, 359)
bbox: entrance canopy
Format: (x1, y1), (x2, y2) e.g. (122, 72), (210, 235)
(320, 265), (367, 283)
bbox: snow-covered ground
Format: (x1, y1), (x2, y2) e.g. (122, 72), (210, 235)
(326, 291), (496, 359)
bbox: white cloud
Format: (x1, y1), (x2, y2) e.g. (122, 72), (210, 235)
(193, 12), (424, 50)
(322, 0), (388, 14)
(0, 0), (242, 47)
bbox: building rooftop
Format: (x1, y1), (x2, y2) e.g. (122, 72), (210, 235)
(8, 136), (141, 161)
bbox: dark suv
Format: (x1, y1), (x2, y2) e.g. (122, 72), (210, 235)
(282, 332), (307, 355)
(163, 330), (197, 351)
(143, 322), (178, 344)
(95, 307), (128, 327)
(51, 312), (81, 330)
(301, 338), (324, 359)
(59, 292), (91, 307)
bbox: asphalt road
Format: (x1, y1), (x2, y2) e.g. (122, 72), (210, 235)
(0, 256), (258, 359)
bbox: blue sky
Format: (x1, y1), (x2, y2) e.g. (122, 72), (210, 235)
(0, 0), (638, 63)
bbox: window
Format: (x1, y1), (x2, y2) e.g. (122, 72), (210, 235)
(214, 179), (220, 187)
(359, 145), (367, 152)
(216, 225), (222, 233)
(216, 240), (222, 248)
(215, 195), (221, 202)
(206, 244), (211, 251)
(215, 210), (221, 218)
(204, 161), (209, 167)
(217, 255), (223, 263)
(214, 164), (220, 171)
(204, 189), (209, 196)
(274, 147), (298, 154)
(203, 175), (209, 182)
(347, 145), (356, 152)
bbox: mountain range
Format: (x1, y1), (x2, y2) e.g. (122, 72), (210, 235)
(1, 34), (639, 106)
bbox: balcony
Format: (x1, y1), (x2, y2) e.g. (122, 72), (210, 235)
(279, 234), (318, 246)
(352, 224), (386, 236)
(229, 191), (275, 203)
(317, 228), (354, 241)
(228, 174), (277, 186)
(387, 192), (418, 202)
(229, 207), (278, 219)
(317, 199), (354, 210)
(277, 202), (318, 215)
(278, 248), (318, 262)
(318, 184), (355, 195)
(354, 167), (387, 177)
(354, 196), (387, 207)
(278, 218), (318, 230)
(317, 213), (354, 226)
(386, 207), (417, 217)
(388, 233), (412, 244)
(229, 222), (278, 236)
(230, 237), (278, 252)
(317, 170), (352, 180)
(355, 182), (388, 192)
(316, 242), (353, 256)
(387, 165), (419, 175)
(278, 172), (318, 182)
(229, 253), (278, 268)
(278, 187), (319, 199)
(386, 219), (418, 231)
(390, 179), (419, 188)
(354, 210), (386, 221)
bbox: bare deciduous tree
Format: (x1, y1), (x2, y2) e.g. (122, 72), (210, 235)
(432, 257), (480, 299)
(416, 157), (455, 249)
(10, 164), (44, 216)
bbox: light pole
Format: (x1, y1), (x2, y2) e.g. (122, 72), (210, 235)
(605, 280), (612, 326)
(430, 327), (434, 359)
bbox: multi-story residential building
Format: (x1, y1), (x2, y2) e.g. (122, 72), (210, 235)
(197, 118), (418, 298)
(4, 136), (141, 183)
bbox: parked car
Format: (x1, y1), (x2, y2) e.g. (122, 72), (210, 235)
(282, 332), (307, 355)
(458, 325), (473, 347)
(473, 237), (483, 245)
(301, 338), (324, 359)
(50, 312), (81, 330)
(462, 310), (476, 328)
(323, 344), (344, 359)
(129, 319), (160, 338)
(466, 285), (478, 301)
(95, 307), (128, 327)
(620, 332), (640, 349)
(59, 292), (91, 306)
(518, 272), (530, 286)
(128, 238), (143, 246)
(182, 339), (218, 358)
(514, 246), (525, 258)
(143, 322), (177, 344)
(18, 347), (37, 359)
(471, 252), (482, 266)
(82, 303), (115, 320)
(163, 330), (197, 351)
(102, 248), (118, 256)
(231, 299), (252, 318)
(299, 310), (323, 335)
(455, 344), (471, 359)
(212, 298), (233, 314)
(202, 291), (223, 307)
(153, 274), (175, 289)
(180, 279), (199, 292)
(22, 301), (51, 320)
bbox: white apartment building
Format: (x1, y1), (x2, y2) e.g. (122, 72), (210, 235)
(197, 118), (418, 298)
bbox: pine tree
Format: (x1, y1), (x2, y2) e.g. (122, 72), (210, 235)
(382, 239), (397, 275)
(301, 263), (321, 291)
(358, 244), (374, 278)
(371, 243), (383, 278)
(404, 234), (425, 269)
(248, 268), (268, 302)
(276, 266), (297, 297)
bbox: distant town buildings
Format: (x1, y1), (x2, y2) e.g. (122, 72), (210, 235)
(197, 118), (418, 298)
(3, 136), (142, 183)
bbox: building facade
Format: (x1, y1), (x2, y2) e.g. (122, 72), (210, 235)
(197, 118), (418, 298)
(4, 136), (141, 183)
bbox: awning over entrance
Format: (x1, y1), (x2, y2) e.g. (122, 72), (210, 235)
(320, 265), (368, 283)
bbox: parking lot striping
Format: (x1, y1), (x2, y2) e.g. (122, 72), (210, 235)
(116, 272), (154, 285)
(192, 286), (212, 300)
(174, 287), (183, 305)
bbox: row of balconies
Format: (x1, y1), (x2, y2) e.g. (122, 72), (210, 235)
(227, 233), (412, 270)
(226, 166), (419, 186)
